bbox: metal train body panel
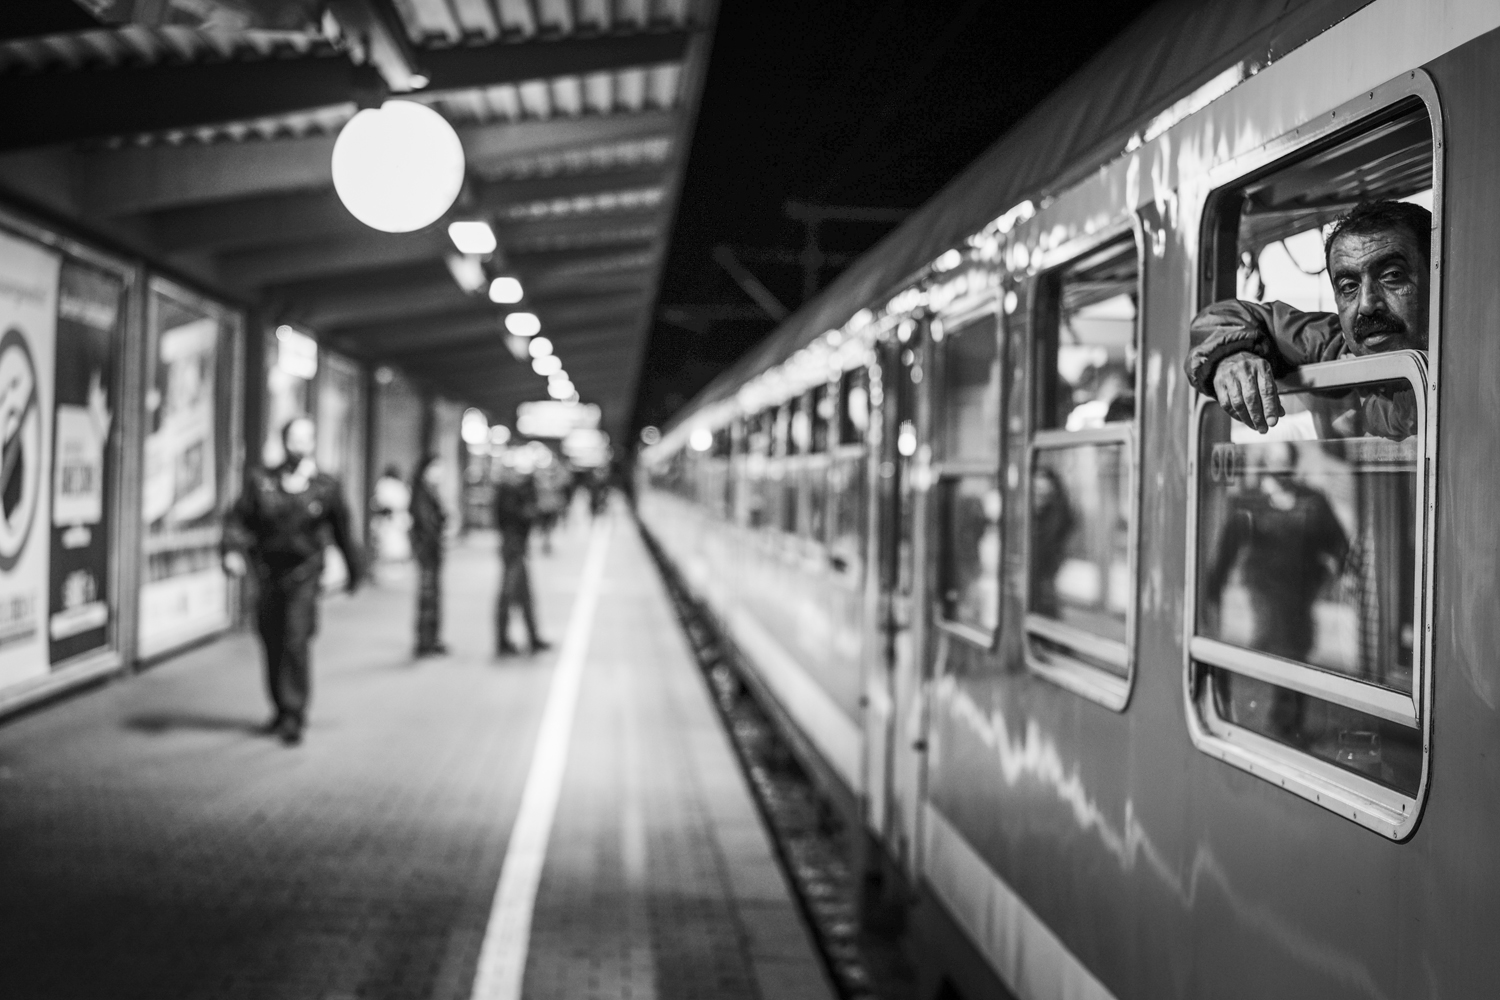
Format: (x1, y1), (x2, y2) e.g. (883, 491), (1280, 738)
(639, 1), (1500, 996)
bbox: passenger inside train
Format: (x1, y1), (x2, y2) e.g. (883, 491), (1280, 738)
(1186, 198), (1430, 436)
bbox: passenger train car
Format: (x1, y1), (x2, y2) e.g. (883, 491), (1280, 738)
(638, 1), (1500, 997)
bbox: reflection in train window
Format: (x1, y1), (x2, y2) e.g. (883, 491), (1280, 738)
(932, 314), (1002, 644)
(939, 475), (1001, 632)
(1034, 239), (1137, 432)
(1229, 102), (1433, 314)
(1193, 364), (1425, 796)
(937, 314), (1000, 463)
(1025, 233), (1139, 705)
(838, 367), (870, 447)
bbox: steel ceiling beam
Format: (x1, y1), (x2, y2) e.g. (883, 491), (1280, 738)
(0, 32), (691, 152)
(78, 110), (677, 216)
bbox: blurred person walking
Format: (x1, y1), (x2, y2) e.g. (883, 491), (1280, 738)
(370, 464), (411, 565)
(409, 454), (449, 658)
(493, 466), (550, 656)
(224, 416), (363, 746)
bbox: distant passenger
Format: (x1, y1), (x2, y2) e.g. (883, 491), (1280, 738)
(1185, 200), (1429, 438)
(1203, 442), (1349, 737)
(224, 416), (363, 746)
(409, 454), (448, 658)
(493, 466), (550, 656)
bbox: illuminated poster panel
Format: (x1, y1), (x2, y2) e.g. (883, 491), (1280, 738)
(49, 259), (126, 664)
(0, 230), (58, 691)
(138, 279), (239, 659)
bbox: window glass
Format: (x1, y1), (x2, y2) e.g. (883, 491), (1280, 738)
(812, 385), (832, 453)
(1197, 378), (1418, 690)
(790, 395), (812, 455)
(1029, 441), (1131, 652)
(804, 464), (827, 542)
(1233, 104), (1433, 313)
(828, 453), (865, 576)
(937, 315), (1000, 463)
(773, 403), (791, 457)
(1038, 241), (1136, 432)
(939, 475), (1002, 632)
(838, 367), (870, 446)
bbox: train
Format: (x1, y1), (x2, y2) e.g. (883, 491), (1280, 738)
(636, 1), (1500, 997)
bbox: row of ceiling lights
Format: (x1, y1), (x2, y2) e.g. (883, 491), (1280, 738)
(329, 101), (583, 406)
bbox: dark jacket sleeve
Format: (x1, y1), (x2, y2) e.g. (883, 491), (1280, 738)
(326, 480), (365, 586)
(1185, 300), (1343, 398)
(222, 472), (260, 557)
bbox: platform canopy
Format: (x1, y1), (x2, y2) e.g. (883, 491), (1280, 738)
(0, 0), (717, 442)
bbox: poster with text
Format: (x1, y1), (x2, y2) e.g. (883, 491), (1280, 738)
(49, 260), (123, 665)
(138, 283), (235, 659)
(0, 230), (58, 691)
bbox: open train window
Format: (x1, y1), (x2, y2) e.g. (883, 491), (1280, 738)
(1025, 233), (1139, 709)
(1188, 84), (1439, 839)
(933, 312), (1002, 644)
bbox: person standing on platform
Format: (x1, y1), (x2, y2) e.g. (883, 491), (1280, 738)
(223, 416), (364, 746)
(409, 454), (449, 658)
(493, 465), (550, 656)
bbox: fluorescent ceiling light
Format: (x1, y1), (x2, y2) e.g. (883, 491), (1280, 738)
(489, 276), (523, 304)
(527, 336), (553, 359)
(447, 221), (497, 255)
(445, 253), (486, 293)
(505, 312), (541, 337)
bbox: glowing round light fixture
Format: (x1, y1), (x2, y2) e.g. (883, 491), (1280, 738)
(489, 276), (524, 304)
(640, 426), (661, 446)
(689, 427), (714, 452)
(332, 101), (465, 233)
(547, 370), (569, 385)
(532, 355), (562, 377)
(527, 336), (553, 359)
(547, 381), (575, 400)
(505, 311), (541, 337)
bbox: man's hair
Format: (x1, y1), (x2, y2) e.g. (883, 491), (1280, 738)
(1324, 199), (1432, 272)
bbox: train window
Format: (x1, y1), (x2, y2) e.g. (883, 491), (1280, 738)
(1190, 87), (1438, 836)
(934, 314), (1002, 641)
(1025, 235), (1139, 707)
(790, 394), (812, 455)
(838, 367), (870, 446)
(811, 385), (832, 453)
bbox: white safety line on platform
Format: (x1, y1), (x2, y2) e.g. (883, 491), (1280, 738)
(468, 517), (614, 1000)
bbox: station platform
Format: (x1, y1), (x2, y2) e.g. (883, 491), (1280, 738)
(0, 507), (835, 1000)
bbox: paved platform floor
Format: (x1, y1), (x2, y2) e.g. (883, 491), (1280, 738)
(0, 507), (834, 1000)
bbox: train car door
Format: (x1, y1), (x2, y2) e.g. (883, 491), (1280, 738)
(865, 321), (930, 880)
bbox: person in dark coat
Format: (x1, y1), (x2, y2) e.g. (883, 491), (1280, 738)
(493, 466), (549, 655)
(409, 454), (448, 657)
(1184, 199), (1429, 438)
(223, 416), (363, 746)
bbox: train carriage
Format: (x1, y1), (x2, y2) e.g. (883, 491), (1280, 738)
(638, 0), (1500, 997)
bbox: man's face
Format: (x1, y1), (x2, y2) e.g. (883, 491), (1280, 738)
(1328, 226), (1429, 356)
(283, 418), (315, 461)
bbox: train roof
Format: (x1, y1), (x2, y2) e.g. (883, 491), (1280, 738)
(660, 0), (1374, 436)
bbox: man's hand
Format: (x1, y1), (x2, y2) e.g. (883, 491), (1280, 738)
(1211, 351), (1283, 433)
(222, 551), (248, 578)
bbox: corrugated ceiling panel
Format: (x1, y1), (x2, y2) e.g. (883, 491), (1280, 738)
(583, 72), (614, 114)
(395, 0), (461, 42)
(448, 0), (502, 39)
(550, 77), (584, 117)
(614, 69), (646, 112)
(518, 80), (553, 119)
(647, 64), (680, 108)
(495, 0), (537, 36)
(537, 0), (575, 35)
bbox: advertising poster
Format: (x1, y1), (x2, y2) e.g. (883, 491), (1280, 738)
(0, 230), (59, 691)
(138, 283), (235, 659)
(49, 260), (124, 664)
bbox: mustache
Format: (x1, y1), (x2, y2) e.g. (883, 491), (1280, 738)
(1351, 314), (1404, 339)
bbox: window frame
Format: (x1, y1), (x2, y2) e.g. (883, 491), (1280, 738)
(1184, 70), (1443, 841)
(930, 299), (1004, 651)
(1022, 222), (1144, 711)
